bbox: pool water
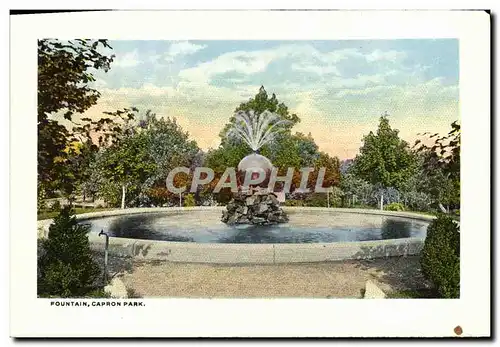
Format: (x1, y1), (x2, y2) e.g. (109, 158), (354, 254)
(82, 210), (429, 244)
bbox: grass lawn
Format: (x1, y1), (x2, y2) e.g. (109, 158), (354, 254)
(386, 288), (437, 299)
(37, 207), (117, 220)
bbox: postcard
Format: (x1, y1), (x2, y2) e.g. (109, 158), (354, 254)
(10, 9), (491, 338)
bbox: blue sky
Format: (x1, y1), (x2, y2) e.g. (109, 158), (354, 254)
(83, 39), (459, 158)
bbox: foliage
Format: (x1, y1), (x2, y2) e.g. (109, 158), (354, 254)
(284, 199), (306, 207)
(402, 190), (432, 212)
(221, 85), (300, 139)
(371, 186), (401, 206)
(352, 115), (418, 191)
(97, 128), (155, 207)
(384, 202), (405, 211)
(89, 110), (201, 208)
(37, 207), (115, 221)
(413, 121), (461, 210)
(420, 215), (460, 298)
(50, 200), (62, 212)
(339, 173), (374, 206)
(85, 289), (112, 298)
(205, 86), (341, 204)
(183, 194), (196, 207)
(386, 289), (437, 299)
(38, 207), (101, 297)
(38, 39), (134, 196)
(37, 182), (47, 211)
(414, 121), (460, 180)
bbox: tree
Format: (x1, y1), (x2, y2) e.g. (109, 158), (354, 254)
(208, 87), (315, 172)
(92, 110), (201, 208)
(221, 86), (300, 139)
(339, 173), (374, 206)
(352, 115), (417, 191)
(38, 39), (111, 192)
(413, 121), (461, 210)
(38, 39), (136, 198)
(38, 207), (101, 297)
(97, 129), (155, 209)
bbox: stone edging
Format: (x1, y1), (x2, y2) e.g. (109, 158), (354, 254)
(38, 207), (433, 264)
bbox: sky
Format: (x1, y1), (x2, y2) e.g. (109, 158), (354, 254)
(81, 39), (459, 159)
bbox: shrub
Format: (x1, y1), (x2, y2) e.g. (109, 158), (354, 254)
(50, 200), (61, 212)
(384, 202), (405, 211)
(38, 207), (101, 297)
(284, 199), (305, 207)
(403, 191), (432, 212)
(420, 214), (460, 298)
(305, 193), (327, 207)
(183, 193), (196, 207)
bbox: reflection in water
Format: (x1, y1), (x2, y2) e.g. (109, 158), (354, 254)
(84, 212), (427, 244)
(380, 219), (412, 240)
(106, 214), (195, 242)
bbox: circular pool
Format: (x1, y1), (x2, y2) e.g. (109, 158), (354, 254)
(37, 207), (434, 264)
(83, 209), (428, 244)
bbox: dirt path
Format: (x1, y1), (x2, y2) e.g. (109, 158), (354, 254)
(119, 256), (429, 298)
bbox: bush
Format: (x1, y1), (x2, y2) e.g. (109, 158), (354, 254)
(403, 191), (432, 212)
(420, 214), (460, 298)
(38, 207), (102, 297)
(305, 193), (328, 207)
(183, 193), (196, 207)
(384, 202), (405, 211)
(50, 200), (61, 212)
(284, 199), (305, 207)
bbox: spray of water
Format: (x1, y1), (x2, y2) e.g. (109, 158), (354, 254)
(227, 110), (291, 152)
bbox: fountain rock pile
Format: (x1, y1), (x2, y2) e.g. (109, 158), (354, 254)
(221, 109), (291, 226)
(221, 190), (289, 225)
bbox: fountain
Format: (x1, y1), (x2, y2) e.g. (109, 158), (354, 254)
(221, 110), (290, 225)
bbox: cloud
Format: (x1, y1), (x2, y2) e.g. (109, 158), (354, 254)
(178, 49), (283, 84)
(82, 41), (458, 159)
(113, 50), (140, 68)
(366, 49), (407, 63)
(164, 41), (206, 62)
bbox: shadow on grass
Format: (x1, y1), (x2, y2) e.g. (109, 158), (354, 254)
(351, 246), (435, 297)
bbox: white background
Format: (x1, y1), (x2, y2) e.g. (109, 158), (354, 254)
(5, 1), (495, 342)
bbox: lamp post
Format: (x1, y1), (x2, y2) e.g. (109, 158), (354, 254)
(98, 230), (110, 284)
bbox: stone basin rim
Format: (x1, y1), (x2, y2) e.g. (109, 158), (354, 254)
(38, 206), (437, 225)
(37, 207), (433, 263)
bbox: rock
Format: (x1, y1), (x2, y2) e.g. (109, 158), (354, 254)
(252, 217), (266, 224)
(227, 201), (237, 211)
(246, 196), (258, 206)
(221, 210), (228, 222)
(364, 280), (386, 299)
(256, 203), (268, 214)
(104, 276), (128, 299)
(222, 192), (289, 225)
(227, 214), (237, 225)
(268, 194), (279, 205)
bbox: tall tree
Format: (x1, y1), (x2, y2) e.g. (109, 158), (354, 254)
(97, 129), (155, 209)
(413, 121), (461, 210)
(352, 115), (417, 191)
(38, 39), (132, 196)
(220, 85), (300, 141)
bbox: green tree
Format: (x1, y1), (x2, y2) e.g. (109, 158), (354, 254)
(38, 207), (101, 297)
(220, 85), (300, 139)
(38, 39), (135, 197)
(93, 110), (201, 208)
(352, 115), (417, 191)
(413, 121), (461, 210)
(97, 129), (155, 209)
